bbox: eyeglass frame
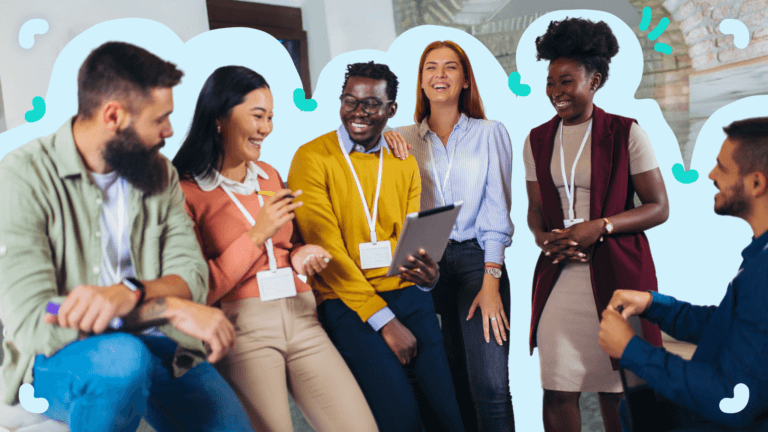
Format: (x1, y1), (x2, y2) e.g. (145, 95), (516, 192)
(339, 95), (394, 115)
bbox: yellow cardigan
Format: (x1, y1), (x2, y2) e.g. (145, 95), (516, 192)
(288, 131), (421, 322)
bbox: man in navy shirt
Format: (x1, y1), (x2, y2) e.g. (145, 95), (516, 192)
(598, 117), (768, 431)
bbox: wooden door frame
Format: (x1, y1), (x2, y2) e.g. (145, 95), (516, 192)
(206, 0), (311, 94)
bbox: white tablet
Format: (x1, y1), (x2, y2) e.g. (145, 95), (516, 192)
(386, 202), (463, 277)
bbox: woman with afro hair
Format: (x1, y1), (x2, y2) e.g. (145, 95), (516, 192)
(523, 18), (669, 432)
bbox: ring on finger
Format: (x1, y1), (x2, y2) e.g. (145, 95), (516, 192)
(490, 316), (497, 321)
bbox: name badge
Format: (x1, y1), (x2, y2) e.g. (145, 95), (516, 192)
(563, 218), (585, 228)
(359, 241), (392, 269)
(257, 267), (297, 301)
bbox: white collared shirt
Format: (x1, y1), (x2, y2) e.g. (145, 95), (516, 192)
(194, 162), (270, 195)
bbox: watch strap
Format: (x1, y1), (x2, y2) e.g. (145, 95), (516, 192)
(122, 277), (146, 308)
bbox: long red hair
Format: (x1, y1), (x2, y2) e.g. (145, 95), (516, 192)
(414, 41), (486, 123)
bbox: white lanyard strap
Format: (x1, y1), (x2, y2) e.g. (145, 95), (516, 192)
(337, 131), (384, 243)
(427, 136), (459, 207)
(559, 120), (593, 221)
(103, 179), (125, 284)
(222, 186), (278, 271)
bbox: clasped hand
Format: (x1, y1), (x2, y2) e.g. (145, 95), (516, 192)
(598, 290), (653, 359)
(538, 219), (604, 264)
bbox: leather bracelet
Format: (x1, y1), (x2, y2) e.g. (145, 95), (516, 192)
(484, 263), (502, 269)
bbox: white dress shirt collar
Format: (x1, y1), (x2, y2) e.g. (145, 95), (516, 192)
(194, 161), (270, 195)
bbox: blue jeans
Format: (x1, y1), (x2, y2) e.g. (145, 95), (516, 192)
(428, 239), (515, 432)
(32, 333), (254, 432)
(318, 285), (466, 432)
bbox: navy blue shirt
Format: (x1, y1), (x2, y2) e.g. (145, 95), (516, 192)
(621, 230), (768, 428)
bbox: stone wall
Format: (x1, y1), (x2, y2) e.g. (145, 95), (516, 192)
(664, 0), (768, 70)
(629, 0), (695, 165)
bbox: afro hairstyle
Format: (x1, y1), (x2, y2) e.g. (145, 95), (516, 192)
(535, 18), (619, 89)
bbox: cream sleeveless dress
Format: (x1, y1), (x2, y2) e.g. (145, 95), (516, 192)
(523, 120), (658, 392)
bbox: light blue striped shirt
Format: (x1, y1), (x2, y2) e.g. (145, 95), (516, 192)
(336, 126), (436, 332)
(396, 114), (514, 265)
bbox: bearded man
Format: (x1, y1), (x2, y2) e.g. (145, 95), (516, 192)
(599, 117), (768, 431)
(0, 42), (254, 432)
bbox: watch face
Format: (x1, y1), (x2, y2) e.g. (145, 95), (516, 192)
(607, 223), (614, 233)
(487, 268), (502, 278)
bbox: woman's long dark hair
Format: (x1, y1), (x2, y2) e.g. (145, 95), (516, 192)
(173, 66), (269, 181)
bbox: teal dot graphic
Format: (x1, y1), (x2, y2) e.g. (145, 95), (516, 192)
(672, 163), (699, 184)
(293, 88), (317, 112)
(508, 71), (531, 97)
(25, 96), (46, 123)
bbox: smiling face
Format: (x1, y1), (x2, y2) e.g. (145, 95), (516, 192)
(218, 87), (274, 164)
(709, 138), (752, 217)
(340, 76), (396, 149)
(546, 57), (600, 126)
(420, 46), (468, 107)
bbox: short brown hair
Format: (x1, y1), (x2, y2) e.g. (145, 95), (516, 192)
(723, 117), (768, 178)
(77, 41), (183, 119)
(414, 41), (485, 123)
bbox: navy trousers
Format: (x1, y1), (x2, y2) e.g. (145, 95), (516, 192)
(318, 285), (466, 432)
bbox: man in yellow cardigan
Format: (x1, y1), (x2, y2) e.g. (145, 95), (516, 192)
(288, 62), (466, 432)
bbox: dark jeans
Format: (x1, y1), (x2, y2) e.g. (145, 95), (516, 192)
(318, 285), (466, 432)
(33, 333), (254, 432)
(428, 239), (515, 432)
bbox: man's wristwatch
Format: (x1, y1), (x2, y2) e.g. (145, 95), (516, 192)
(484, 267), (502, 279)
(121, 277), (146, 308)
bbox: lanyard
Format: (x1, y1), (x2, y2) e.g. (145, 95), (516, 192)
(426, 136), (459, 207)
(336, 130), (384, 243)
(559, 120), (593, 221)
(222, 185), (278, 271)
(103, 179), (126, 284)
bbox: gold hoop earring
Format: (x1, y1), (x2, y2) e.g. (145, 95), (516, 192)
(217, 125), (221, 133)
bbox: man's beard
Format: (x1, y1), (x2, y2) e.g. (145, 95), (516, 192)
(102, 124), (168, 195)
(714, 180), (751, 217)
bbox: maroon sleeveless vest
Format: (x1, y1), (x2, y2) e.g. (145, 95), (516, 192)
(528, 106), (662, 368)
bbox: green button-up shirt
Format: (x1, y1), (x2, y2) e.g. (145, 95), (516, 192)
(0, 118), (209, 405)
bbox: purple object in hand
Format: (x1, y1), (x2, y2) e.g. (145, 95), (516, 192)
(46, 302), (60, 315)
(45, 301), (123, 329)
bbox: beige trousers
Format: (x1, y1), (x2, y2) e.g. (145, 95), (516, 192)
(216, 291), (378, 432)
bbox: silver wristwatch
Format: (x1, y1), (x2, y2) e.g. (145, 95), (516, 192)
(485, 267), (502, 279)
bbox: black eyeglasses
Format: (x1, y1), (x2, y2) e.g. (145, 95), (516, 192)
(339, 95), (393, 115)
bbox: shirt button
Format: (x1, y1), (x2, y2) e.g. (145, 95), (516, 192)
(0, 245), (6, 255)
(95, 231), (101, 238)
(95, 198), (103, 205)
(92, 266), (100, 275)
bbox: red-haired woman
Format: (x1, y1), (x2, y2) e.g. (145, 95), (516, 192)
(384, 41), (515, 432)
